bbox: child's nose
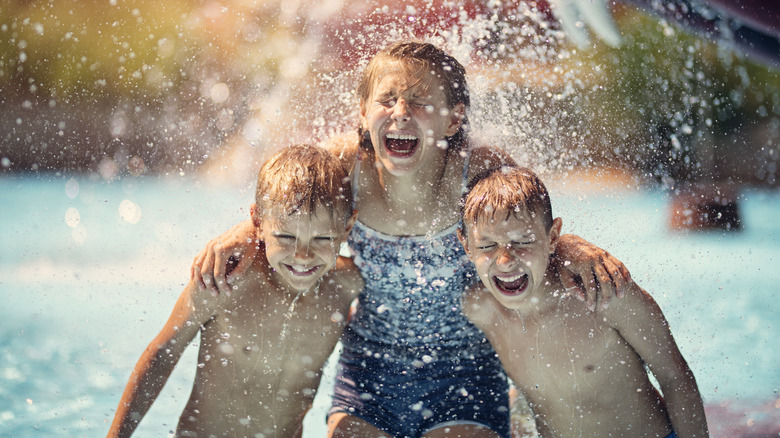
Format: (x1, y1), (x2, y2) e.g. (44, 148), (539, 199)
(392, 99), (411, 122)
(496, 246), (517, 267)
(294, 242), (313, 260)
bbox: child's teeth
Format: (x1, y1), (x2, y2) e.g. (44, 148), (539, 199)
(387, 133), (417, 140)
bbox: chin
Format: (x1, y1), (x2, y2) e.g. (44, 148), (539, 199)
(276, 266), (324, 292)
(284, 278), (320, 292)
(490, 292), (524, 310)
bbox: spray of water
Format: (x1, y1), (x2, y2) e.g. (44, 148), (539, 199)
(2, 1), (777, 189)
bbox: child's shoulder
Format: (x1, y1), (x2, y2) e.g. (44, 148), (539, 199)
(461, 282), (501, 328)
(227, 257), (276, 295)
(597, 282), (665, 329)
(322, 256), (363, 300)
(323, 132), (359, 167)
(467, 145), (516, 179)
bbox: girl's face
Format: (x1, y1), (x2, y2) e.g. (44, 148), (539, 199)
(360, 65), (464, 176)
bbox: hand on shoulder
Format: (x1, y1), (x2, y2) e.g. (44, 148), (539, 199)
(186, 278), (230, 323)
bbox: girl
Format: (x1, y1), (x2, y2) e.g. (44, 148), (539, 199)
(193, 41), (631, 437)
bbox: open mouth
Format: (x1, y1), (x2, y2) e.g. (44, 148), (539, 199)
(284, 264), (320, 277)
(493, 273), (529, 296)
(384, 133), (418, 158)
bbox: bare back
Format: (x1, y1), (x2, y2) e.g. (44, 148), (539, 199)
(178, 255), (360, 437)
(464, 282), (674, 437)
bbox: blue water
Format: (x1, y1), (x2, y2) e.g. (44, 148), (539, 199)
(1, 175), (778, 437)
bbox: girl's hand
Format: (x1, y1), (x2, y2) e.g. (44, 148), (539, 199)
(553, 234), (631, 310)
(190, 220), (258, 297)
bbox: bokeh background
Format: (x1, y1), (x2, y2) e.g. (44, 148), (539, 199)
(2, 1), (778, 436)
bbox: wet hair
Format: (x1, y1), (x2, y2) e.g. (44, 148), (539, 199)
(461, 165), (554, 234)
(255, 144), (352, 221)
(356, 40), (470, 151)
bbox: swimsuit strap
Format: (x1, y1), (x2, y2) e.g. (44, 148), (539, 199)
(351, 147), (362, 212)
(460, 148), (471, 195)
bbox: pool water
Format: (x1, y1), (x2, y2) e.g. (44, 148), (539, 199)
(1, 175), (778, 437)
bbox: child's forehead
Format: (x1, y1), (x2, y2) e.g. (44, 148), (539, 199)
(262, 204), (345, 228)
(372, 63), (439, 94)
(472, 208), (541, 232)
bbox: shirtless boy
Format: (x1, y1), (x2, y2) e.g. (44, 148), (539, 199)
(108, 144), (362, 438)
(457, 166), (709, 438)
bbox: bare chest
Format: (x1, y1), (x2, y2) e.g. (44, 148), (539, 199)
(198, 291), (345, 380)
(492, 310), (639, 397)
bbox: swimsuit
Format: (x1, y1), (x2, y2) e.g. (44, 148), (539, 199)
(329, 151), (510, 437)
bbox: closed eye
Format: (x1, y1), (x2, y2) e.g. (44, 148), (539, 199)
(378, 97), (397, 107)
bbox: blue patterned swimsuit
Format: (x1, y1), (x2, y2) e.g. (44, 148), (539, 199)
(329, 153), (510, 437)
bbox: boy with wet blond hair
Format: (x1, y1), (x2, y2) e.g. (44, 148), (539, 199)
(457, 165), (709, 438)
(109, 144), (362, 438)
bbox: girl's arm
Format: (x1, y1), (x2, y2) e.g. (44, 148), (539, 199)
(190, 220), (258, 297)
(107, 281), (219, 437)
(553, 234), (631, 310)
(604, 283), (710, 438)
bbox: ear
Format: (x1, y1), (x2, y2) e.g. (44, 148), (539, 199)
(250, 203), (262, 230)
(457, 227), (471, 256)
(359, 101), (369, 131)
(343, 210), (358, 236)
(548, 217), (563, 254)
(445, 102), (466, 137)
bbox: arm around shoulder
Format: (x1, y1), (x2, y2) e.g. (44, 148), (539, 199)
(190, 220), (259, 297)
(107, 280), (218, 437)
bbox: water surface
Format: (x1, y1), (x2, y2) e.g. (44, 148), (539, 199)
(1, 175), (778, 436)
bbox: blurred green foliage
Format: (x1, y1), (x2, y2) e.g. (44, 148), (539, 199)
(0, 0), (199, 100)
(0, 1), (777, 184)
(573, 7), (779, 185)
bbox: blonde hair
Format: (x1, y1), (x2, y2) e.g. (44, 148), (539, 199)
(356, 40), (470, 151)
(462, 166), (554, 233)
(255, 144), (352, 221)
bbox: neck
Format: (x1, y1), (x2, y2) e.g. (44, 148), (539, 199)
(373, 149), (454, 206)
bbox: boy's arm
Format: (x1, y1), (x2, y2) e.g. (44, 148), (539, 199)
(604, 283), (709, 438)
(107, 281), (220, 437)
